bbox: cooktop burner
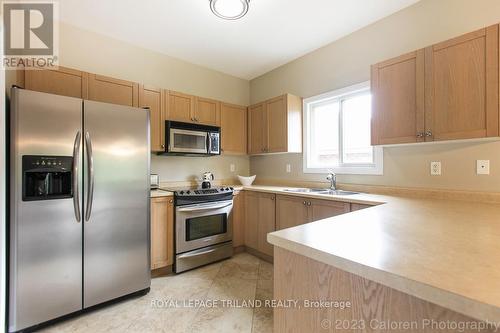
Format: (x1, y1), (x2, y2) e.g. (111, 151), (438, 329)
(162, 187), (234, 206)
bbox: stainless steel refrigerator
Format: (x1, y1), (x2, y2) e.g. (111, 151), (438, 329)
(8, 87), (151, 332)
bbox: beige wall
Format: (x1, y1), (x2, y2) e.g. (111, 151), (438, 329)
(57, 23), (251, 182)
(249, 0), (500, 192)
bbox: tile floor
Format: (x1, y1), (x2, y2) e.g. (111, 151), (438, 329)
(40, 253), (273, 333)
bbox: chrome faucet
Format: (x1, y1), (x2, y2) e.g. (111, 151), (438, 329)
(326, 172), (337, 191)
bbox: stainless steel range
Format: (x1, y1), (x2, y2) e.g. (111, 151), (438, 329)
(171, 187), (234, 273)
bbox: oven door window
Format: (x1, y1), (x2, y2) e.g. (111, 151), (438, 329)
(186, 213), (227, 241)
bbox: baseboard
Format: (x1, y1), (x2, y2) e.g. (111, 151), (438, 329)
(245, 247), (273, 264)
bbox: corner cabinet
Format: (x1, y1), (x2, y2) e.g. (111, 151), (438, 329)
(151, 197), (174, 270)
(221, 103), (247, 155)
(371, 24), (499, 146)
(248, 94), (302, 155)
(276, 195), (350, 230)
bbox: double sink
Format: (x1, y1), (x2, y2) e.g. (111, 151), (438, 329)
(282, 188), (359, 196)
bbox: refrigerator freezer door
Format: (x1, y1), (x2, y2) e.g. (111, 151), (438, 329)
(9, 88), (83, 332)
(83, 100), (150, 308)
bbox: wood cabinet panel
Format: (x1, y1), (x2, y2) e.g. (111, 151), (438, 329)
(371, 50), (425, 145)
(195, 97), (220, 126)
(309, 199), (350, 222)
(151, 197), (174, 270)
(244, 191), (260, 249)
(425, 25), (499, 141)
(257, 193), (276, 257)
(232, 191), (245, 247)
(139, 85), (164, 152)
(244, 191), (276, 256)
(88, 74), (139, 107)
(221, 103), (247, 155)
(267, 95), (288, 152)
(248, 103), (266, 154)
(24, 66), (89, 99)
(165, 91), (194, 123)
(276, 195), (309, 230)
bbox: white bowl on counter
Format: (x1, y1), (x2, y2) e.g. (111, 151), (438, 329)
(238, 175), (256, 186)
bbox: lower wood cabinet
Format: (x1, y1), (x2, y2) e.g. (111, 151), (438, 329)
(150, 196), (174, 270)
(245, 191), (276, 257)
(232, 190), (245, 247)
(276, 195), (350, 230)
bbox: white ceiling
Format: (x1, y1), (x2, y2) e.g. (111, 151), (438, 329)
(59, 0), (420, 80)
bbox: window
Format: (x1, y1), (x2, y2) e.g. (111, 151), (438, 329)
(303, 82), (383, 175)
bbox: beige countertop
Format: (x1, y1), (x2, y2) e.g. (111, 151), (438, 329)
(150, 189), (173, 198)
(255, 185), (500, 323)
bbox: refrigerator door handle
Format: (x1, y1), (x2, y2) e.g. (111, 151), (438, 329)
(72, 131), (81, 222)
(85, 131), (95, 222)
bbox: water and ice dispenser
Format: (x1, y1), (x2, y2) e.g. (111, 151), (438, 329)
(22, 155), (74, 201)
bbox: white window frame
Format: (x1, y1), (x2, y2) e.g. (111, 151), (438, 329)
(303, 81), (383, 175)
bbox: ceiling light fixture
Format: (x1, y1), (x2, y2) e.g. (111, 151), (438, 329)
(209, 0), (250, 20)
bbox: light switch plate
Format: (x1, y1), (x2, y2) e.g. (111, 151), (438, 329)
(230, 164), (235, 172)
(430, 162), (441, 176)
(477, 160), (490, 175)
(286, 164), (291, 173)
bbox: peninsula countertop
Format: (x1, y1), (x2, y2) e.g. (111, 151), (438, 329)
(252, 185), (500, 323)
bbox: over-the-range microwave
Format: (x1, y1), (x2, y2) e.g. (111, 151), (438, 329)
(159, 121), (220, 156)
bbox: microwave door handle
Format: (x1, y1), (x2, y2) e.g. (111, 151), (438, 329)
(207, 133), (211, 153)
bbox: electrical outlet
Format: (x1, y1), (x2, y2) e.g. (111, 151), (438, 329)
(230, 164), (235, 172)
(286, 164), (291, 173)
(477, 160), (490, 175)
(430, 161), (441, 176)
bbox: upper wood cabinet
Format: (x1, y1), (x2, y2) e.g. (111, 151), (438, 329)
(139, 85), (165, 152)
(248, 103), (267, 154)
(151, 197), (174, 270)
(194, 96), (221, 126)
(165, 90), (194, 123)
(244, 191), (276, 257)
(371, 50), (425, 145)
(23, 66), (89, 99)
(221, 103), (247, 155)
(276, 195), (350, 230)
(248, 94), (302, 155)
(165, 91), (221, 126)
(425, 25), (499, 141)
(372, 24), (499, 145)
(88, 74), (139, 107)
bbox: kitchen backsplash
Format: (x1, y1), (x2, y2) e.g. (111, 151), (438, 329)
(151, 154), (250, 183)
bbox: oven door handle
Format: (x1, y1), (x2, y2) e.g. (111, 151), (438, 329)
(177, 201), (232, 212)
(177, 247), (218, 259)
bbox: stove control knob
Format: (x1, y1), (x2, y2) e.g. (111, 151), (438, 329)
(179, 191), (184, 195)
(186, 190), (191, 194)
(226, 187), (230, 191)
(230, 187), (234, 190)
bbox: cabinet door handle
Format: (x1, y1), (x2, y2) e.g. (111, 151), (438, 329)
(307, 202), (311, 206)
(425, 130), (433, 137)
(416, 132), (424, 138)
(161, 144), (165, 148)
(302, 201), (307, 205)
